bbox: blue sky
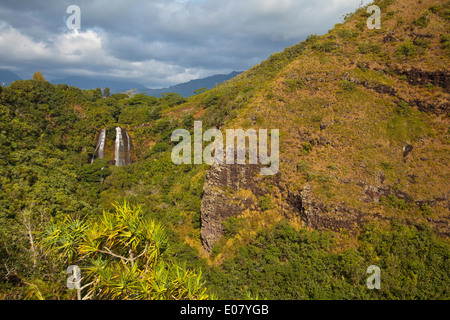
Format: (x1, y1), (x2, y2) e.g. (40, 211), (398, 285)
(0, 0), (371, 88)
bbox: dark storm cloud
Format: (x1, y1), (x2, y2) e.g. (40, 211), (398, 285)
(0, 0), (370, 88)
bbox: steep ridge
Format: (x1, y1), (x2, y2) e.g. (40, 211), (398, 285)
(197, 0), (450, 253)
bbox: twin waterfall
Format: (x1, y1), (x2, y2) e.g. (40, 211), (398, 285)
(92, 127), (132, 166)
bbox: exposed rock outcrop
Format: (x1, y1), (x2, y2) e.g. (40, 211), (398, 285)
(287, 184), (367, 232)
(200, 163), (269, 252)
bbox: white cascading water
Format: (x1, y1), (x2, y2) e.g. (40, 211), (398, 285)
(91, 128), (106, 163)
(126, 130), (131, 164)
(97, 128), (106, 159)
(115, 127), (123, 166)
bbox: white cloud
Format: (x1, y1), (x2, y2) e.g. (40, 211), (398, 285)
(0, 0), (372, 87)
(0, 23), (50, 60)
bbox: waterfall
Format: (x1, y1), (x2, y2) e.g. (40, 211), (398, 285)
(98, 129), (106, 158)
(91, 128), (106, 163)
(115, 127), (124, 166)
(91, 127), (132, 166)
(126, 130), (131, 165)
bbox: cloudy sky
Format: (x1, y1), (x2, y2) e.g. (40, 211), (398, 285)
(0, 0), (370, 88)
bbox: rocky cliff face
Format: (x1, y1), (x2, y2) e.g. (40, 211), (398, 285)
(200, 163), (268, 252)
(199, 162), (369, 253)
(201, 164), (449, 253)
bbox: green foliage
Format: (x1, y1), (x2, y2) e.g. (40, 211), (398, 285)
(336, 29), (359, 39)
(33, 70), (46, 82)
(150, 142), (169, 154)
(395, 100), (412, 117)
(111, 93), (128, 100)
(358, 42), (382, 54)
(380, 161), (394, 170)
(79, 158), (112, 183)
(380, 195), (409, 210)
(339, 80), (357, 92)
(103, 87), (110, 98)
(440, 34), (450, 50)
(259, 195), (272, 211)
(182, 114), (195, 128)
(396, 41), (418, 58)
(194, 87), (208, 95)
(413, 14), (430, 28)
(125, 93), (157, 107)
(222, 217), (244, 238)
(327, 163), (338, 171)
(419, 203), (433, 216)
(312, 40), (339, 53)
(160, 93), (187, 107)
(429, 4), (441, 14)
(1, 0), (448, 301)
(302, 142), (313, 155)
(374, 0), (394, 11)
(40, 201), (212, 300)
(206, 221), (449, 299)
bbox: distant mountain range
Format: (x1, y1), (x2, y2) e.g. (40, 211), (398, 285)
(0, 69), (241, 98)
(143, 71), (242, 97)
(0, 70), (22, 86)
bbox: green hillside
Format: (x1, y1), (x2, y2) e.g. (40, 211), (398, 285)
(0, 0), (448, 300)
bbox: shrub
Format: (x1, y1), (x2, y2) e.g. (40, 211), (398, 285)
(429, 4), (440, 14)
(339, 80), (356, 92)
(441, 8), (450, 21)
(79, 158), (112, 183)
(395, 100), (412, 117)
(337, 29), (359, 39)
(419, 203), (433, 216)
(380, 161), (394, 170)
(150, 142), (169, 154)
(440, 34), (450, 50)
(40, 202), (212, 300)
(413, 38), (430, 48)
(358, 42), (381, 54)
(413, 15), (430, 28)
(380, 195), (409, 210)
(260, 195), (272, 211)
(223, 217), (244, 237)
(312, 41), (338, 53)
(302, 142), (313, 154)
(356, 21), (366, 31)
(396, 41), (417, 58)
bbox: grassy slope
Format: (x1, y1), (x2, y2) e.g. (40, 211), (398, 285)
(191, 0), (450, 298)
(203, 0), (449, 253)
